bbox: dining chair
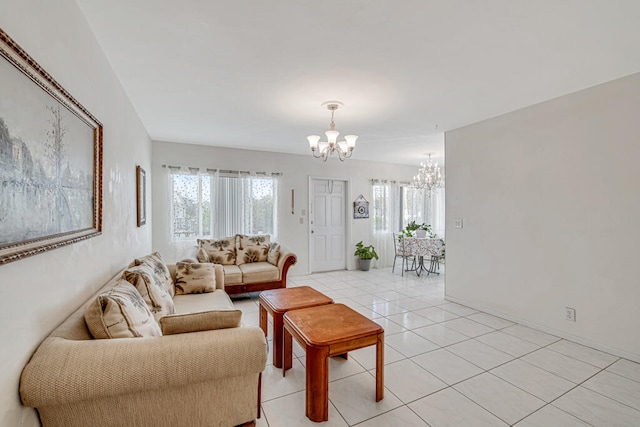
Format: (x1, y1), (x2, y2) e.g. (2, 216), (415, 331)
(392, 233), (415, 276)
(427, 240), (445, 275)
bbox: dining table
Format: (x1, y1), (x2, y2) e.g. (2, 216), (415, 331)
(401, 237), (444, 276)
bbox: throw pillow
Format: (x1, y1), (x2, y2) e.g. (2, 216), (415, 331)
(122, 265), (176, 320)
(267, 242), (281, 266)
(236, 234), (270, 265)
(196, 247), (210, 263)
(174, 262), (216, 294)
(84, 280), (162, 339)
(134, 252), (175, 297)
(198, 237), (236, 265)
(159, 310), (242, 335)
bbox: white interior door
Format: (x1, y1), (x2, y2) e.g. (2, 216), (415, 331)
(310, 179), (346, 273)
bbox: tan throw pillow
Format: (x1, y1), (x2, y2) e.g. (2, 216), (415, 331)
(84, 280), (162, 339)
(196, 247), (210, 263)
(237, 234), (270, 265)
(198, 237), (236, 265)
(267, 243), (280, 265)
(123, 265), (176, 320)
(175, 262), (216, 294)
(159, 310), (242, 335)
(134, 252), (175, 297)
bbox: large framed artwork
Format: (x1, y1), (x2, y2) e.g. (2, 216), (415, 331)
(0, 28), (103, 265)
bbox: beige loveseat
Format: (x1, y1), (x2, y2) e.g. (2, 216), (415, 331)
(19, 256), (267, 427)
(196, 235), (297, 295)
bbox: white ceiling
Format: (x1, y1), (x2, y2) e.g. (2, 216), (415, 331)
(75, 0), (640, 167)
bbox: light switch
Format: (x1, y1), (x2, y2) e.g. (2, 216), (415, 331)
(453, 218), (463, 229)
(299, 217), (304, 224)
(301, 209), (306, 216)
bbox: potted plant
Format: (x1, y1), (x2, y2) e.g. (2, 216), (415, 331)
(354, 241), (379, 271)
(400, 221), (436, 239)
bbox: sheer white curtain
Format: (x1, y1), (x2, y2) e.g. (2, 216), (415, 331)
(401, 185), (428, 229)
(371, 179), (400, 268)
(235, 172), (279, 240)
(166, 167), (212, 260)
(431, 187), (445, 238)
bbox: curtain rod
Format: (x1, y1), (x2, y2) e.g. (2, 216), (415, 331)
(370, 179), (411, 185)
(162, 165), (282, 176)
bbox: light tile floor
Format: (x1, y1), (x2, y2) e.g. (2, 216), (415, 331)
(231, 267), (640, 426)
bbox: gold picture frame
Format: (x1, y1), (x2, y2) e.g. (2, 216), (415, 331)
(0, 28), (103, 265)
(136, 165), (146, 227)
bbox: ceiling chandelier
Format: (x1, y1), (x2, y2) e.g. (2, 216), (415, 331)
(307, 101), (358, 162)
(413, 154), (444, 192)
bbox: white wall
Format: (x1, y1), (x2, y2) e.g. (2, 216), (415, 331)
(445, 72), (640, 361)
(152, 141), (418, 274)
(0, 1), (152, 425)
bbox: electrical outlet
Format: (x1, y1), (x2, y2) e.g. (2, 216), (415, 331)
(565, 307), (576, 322)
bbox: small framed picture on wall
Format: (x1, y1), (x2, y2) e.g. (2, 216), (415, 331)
(136, 165), (146, 227)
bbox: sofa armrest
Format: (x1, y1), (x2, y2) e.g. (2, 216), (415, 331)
(213, 263), (225, 290)
(276, 245), (297, 280)
(20, 326), (267, 408)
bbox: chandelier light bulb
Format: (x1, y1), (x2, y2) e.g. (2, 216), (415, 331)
(307, 135), (320, 150)
(325, 130), (339, 145)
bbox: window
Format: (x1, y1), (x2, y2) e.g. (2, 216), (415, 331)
(400, 185), (428, 230)
(169, 170), (278, 241)
(370, 179), (444, 267)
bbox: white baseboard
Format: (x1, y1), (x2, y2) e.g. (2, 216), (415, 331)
(445, 294), (640, 364)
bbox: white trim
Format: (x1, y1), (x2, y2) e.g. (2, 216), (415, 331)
(445, 293), (640, 364)
(307, 175), (351, 274)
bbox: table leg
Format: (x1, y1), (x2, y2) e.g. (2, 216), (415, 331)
(306, 345), (330, 422)
(415, 256), (424, 276)
(259, 304), (268, 336)
(283, 326), (292, 376)
(273, 313), (284, 368)
(257, 372), (262, 418)
(376, 332), (384, 402)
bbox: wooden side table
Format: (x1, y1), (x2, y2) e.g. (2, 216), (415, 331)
(258, 286), (333, 368)
(283, 303), (384, 422)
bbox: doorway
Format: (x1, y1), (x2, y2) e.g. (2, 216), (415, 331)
(309, 178), (347, 273)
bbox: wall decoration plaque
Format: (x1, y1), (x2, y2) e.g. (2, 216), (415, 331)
(353, 194), (369, 219)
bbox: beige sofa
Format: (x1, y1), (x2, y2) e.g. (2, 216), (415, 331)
(196, 235), (297, 295)
(19, 261), (267, 427)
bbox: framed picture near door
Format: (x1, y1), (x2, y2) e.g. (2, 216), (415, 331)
(136, 165), (146, 227)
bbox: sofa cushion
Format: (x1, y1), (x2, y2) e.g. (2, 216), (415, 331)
(196, 247), (210, 263)
(134, 252), (175, 297)
(267, 243), (280, 266)
(236, 235), (270, 265)
(238, 262), (279, 283)
(198, 237), (236, 265)
(222, 264), (243, 284)
(173, 289), (236, 313)
(84, 280), (162, 339)
(123, 265), (175, 320)
(159, 310), (242, 335)
(175, 262), (216, 294)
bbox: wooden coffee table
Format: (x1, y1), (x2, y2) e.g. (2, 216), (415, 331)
(259, 286), (333, 368)
(283, 303), (384, 422)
